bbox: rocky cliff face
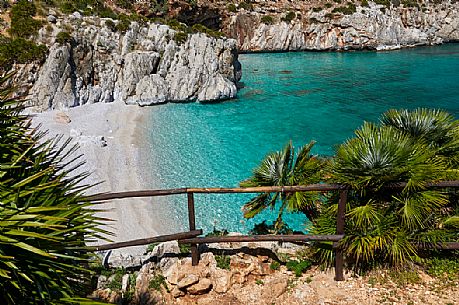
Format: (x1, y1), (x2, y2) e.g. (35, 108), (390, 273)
(223, 0), (459, 51)
(15, 14), (241, 111)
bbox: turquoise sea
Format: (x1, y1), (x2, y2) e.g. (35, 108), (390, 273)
(146, 44), (459, 233)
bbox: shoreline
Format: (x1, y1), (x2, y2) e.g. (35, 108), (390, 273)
(32, 101), (176, 255)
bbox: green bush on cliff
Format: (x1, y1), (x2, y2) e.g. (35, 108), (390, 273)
(281, 11), (296, 23)
(191, 23), (224, 38)
(401, 0), (420, 8)
(105, 19), (116, 31)
(332, 3), (357, 14)
(58, 0), (117, 19)
(0, 75), (108, 304)
(227, 3), (237, 13)
(9, 0), (43, 38)
(0, 36), (47, 72)
(261, 15), (274, 25)
(115, 0), (133, 9)
(239, 1), (253, 11)
(374, 0), (391, 7)
(173, 31), (188, 44)
(56, 31), (73, 44)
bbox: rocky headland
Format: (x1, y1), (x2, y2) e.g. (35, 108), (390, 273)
(2, 0), (458, 110)
(220, 0), (459, 51)
(10, 13), (241, 111)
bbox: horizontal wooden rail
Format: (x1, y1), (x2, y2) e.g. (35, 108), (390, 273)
(416, 242), (459, 250)
(89, 230), (202, 251)
(84, 181), (459, 282)
(85, 181), (459, 202)
(179, 234), (344, 245)
(86, 188), (188, 201)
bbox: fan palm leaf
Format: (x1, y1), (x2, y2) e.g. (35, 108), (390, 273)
(313, 109), (459, 269)
(0, 74), (109, 304)
(241, 141), (324, 229)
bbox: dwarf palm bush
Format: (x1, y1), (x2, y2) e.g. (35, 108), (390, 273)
(0, 75), (107, 304)
(313, 110), (459, 270)
(241, 141), (325, 230)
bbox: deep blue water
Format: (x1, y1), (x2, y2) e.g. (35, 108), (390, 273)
(146, 44), (459, 233)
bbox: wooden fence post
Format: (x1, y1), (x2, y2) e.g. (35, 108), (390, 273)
(334, 190), (347, 281)
(187, 192), (200, 266)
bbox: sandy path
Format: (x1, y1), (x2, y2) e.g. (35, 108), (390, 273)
(32, 101), (176, 255)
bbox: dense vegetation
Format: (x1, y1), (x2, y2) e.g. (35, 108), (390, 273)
(0, 1), (47, 72)
(0, 75), (107, 303)
(243, 108), (459, 270)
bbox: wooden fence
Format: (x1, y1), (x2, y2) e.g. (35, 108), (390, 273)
(87, 181), (459, 281)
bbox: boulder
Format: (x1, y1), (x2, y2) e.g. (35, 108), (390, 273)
(187, 278), (213, 295)
(177, 274), (199, 289)
(150, 241), (180, 275)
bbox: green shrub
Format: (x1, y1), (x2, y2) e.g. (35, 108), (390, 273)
(361, 0), (370, 6)
(105, 19), (116, 31)
(401, 0), (420, 7)
(107, 269), (124, 290)
(215, 254), (231, 270)
(227, 3), (237, 12)
(286, 259), (312, 277)
(167, 19), (188, 32)
(281, 11), (296, 23)
(313, 7), (323, 12)
(9, 0), (43, 38)
(115, 18), (131, 32)
(56, 31), (73, 44)
(149, 274), (168, 291)
(0, 76), (107, 303)
(270, 261), (281, 270)
(325, 3), (333, 8)
(191, 23), (224, 38)
(332, 3), (357, 14)
(387, 270), (421, 287)
(312, 109), (459, 271)
(260, 15), (274, 25)
(115, 0), (132, 9)
(0, 37), (47, 72)
(426, 256), (459, 281)
(179, 243), (191, 254)
(239, 1), (253, 11)
(58, 0), (118, 19)
(374, 0), (391, 7)
(173, 31), (188, 44)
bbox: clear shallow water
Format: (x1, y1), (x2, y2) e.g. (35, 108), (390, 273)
(146, 44), (459, 233)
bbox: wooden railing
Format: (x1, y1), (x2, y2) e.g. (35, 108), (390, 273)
(87, 181), (459, 281)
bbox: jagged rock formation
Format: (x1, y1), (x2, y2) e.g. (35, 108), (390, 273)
(16, 15), (241, 111)
(221, 0), (459, 51)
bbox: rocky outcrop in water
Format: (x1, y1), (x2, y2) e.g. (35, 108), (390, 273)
(224, 0), (459, 51)
(16, 15), (241, 111)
